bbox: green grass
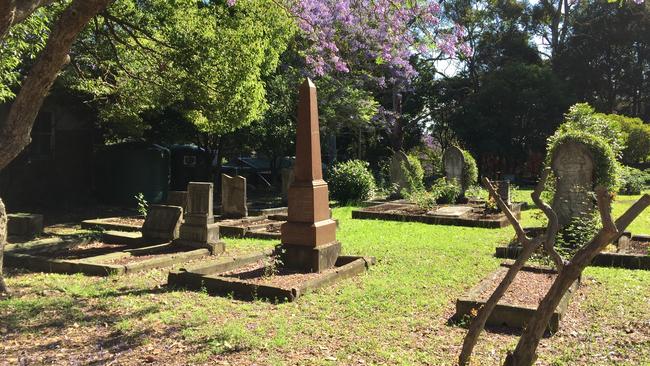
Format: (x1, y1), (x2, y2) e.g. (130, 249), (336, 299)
(1, 193), (649, 365)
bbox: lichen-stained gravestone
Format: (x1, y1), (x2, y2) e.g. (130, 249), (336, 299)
(388, 151), (411, 194)
(221, 174), (247, 218)
(551, 140), (596, 228)
(141, 205), (183, 243)
(443, 146), (465, 190)
(174, 182), (224, 254)
(280, 79), (340, 273)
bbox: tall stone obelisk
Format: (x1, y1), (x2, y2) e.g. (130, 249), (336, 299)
(280, 79), (340, 272)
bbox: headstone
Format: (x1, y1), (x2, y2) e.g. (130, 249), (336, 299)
(443, 146), (465, 187)
(280, 79), (340, 272)
(551, 141), (596, 228)
(388, 151), (411, 193)
(174, 182), (224, 253)
(430, 206), (473, 218)
(281, 167), (294, 199)
(490, 180), (511, 206)
(7, 213), (43, 238)
(166, 191), (188, 212)
(141, 205), (183, 243)
(221, 174), (247, 218)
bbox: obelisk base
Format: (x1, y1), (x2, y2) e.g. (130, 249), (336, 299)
(280, 241), (341, 273)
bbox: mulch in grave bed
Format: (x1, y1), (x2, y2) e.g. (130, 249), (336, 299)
(455, 264), (578, 333)
(169, 254), (375, 302)
(218, 258), (332, 289)
(105, 217), (145, 226)
(28, 240), (129, 260)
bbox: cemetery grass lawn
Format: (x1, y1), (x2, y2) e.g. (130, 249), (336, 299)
(1, 194), (649, 365)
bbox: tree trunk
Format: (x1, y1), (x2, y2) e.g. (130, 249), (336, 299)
(504, 194), (650, 366)
(0, 197), (8, 294)
(0, 0), (113, 293)
(0, 0), (16, 39)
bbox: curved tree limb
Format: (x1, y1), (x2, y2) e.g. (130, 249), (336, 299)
(504, 192), (650, 366)
(458, 176), (551, 365)
(531, 168), (563, 271)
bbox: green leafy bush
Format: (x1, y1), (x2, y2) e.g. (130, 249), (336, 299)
(407, 190), (439, 211)
(431, 178), (462, 204)
(328, 160), (376, 203)
(618, 166), (645, 195)
(461, 149), (478, 190)
(556, 213), (601, 258)
(404, 154), (425, 193)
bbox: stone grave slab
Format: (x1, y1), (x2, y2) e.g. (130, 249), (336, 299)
(221, 174), (247, 218)
(388, 151), (411, 193)
(8, 213), (43, 238)
(142, 204), (183, 242)
(551, 141), (595, 228)
(175, 182), (224, 254)
(430, 206), (473, 218)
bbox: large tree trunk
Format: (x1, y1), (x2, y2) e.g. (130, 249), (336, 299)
(0, 198), (8, 294)
(0, 0), (113, 293)
(504, 193), (650, 366)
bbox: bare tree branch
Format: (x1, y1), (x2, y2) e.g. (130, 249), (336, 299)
(532, 168), (563, 271)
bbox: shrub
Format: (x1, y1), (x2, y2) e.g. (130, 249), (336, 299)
(404, 154), (425, 193)
(431, 178), (462, 204)
(555, 213), (601, 258)
(328, 160), (376, 203)
(461, 149), (478, 190)
(407, 190), (439, 211)
(618, 166), (645, 195)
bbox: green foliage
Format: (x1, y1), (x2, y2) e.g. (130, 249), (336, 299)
(461, 149), (478, 190)
(328, 160), (376, 204)
(64, 0), (295, 140)
(609, 114), (650, 164)
(555, 213), (601, 258)
(0, 6), (61, 101)
(618, 166), (646, 195)
(407, 189), (439, 211)
(547, 131), (619, 191)
(135, 192), (148, 216)
(403, 154), (425, 194)
(557, 103), (626, 158)
(465, 185), (488, 200)
(431, 178), (462, 204)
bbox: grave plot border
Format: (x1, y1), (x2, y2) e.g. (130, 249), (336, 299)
(352, 201), (522, 229)
(5, 240), (210, 276)
(454, 264), (579, 333)
(495, 238), (650, 271)
(168, 254), (375, 302)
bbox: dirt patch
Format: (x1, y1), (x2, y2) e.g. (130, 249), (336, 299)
(621, 240), (649, 255)
(33, 241), (128, 260)
(218, 259), (336, 289)
(478, 270), (557, 307)
(220, 218), (278, 228)
(106, 217), (144, 227)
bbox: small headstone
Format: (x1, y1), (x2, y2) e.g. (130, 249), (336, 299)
(141, 205), (183, 243)
(175, 182), (223, 253)
(430, 206), (473, 218)
(166, 191), (188, 212)
(551, 141), (595, 228)
(617, 234), (631, 253)
(7, 213), (43, 238)
(490, 180), (511, 206)
(281, 168), (294, 198)
(388, 151), (411, 193)
(221, 174), (247, 218)
(443, 146), (465, 187)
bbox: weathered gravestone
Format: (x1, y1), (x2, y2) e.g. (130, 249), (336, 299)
(7, 213), (43, 238)
(388, 151), (411, 193)
(142, 205), (183, 243)
(280, 79), (340, 272)
(174, 182), (224, 253)
(221, 174), (247, 218)
(489, 180), (511, 206)
(551, 141), (596, 228)
(443, 146), (465, 186)
(281, 168), (295, 199)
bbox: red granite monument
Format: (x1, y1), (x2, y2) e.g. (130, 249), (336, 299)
(280, 79), (340, 272)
